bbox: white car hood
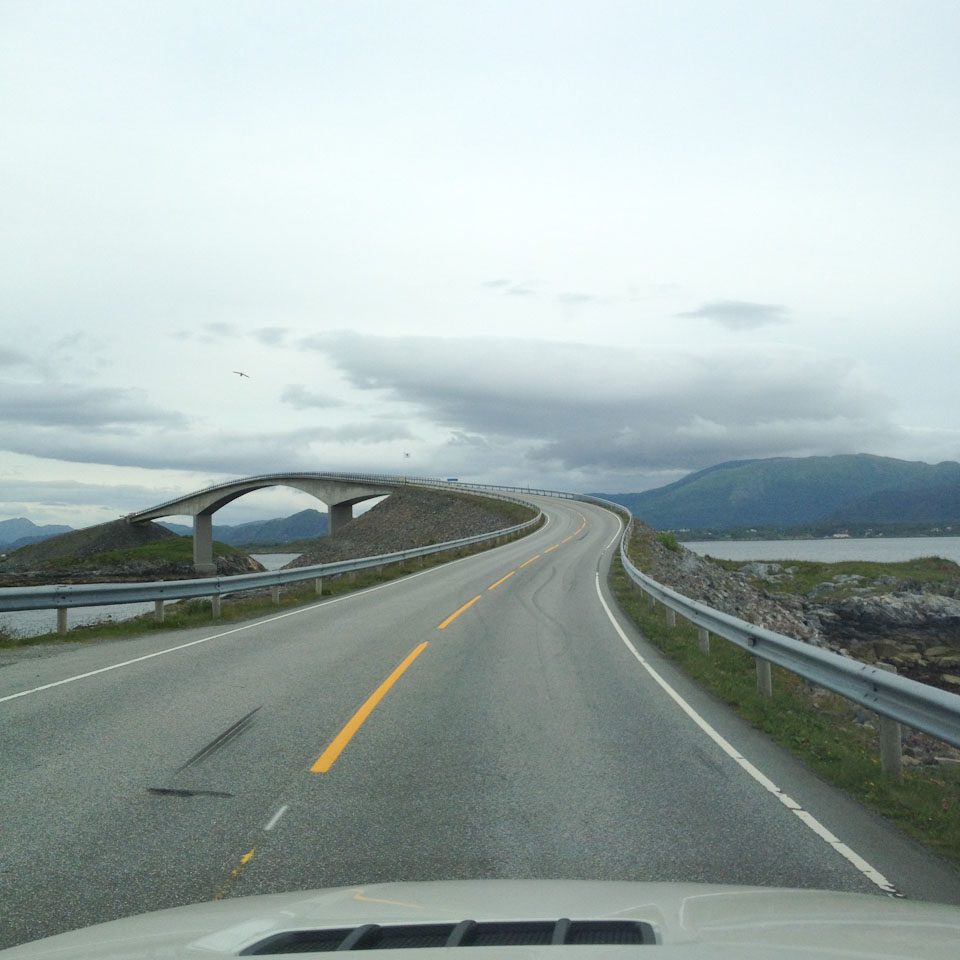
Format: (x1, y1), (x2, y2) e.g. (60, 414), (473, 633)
(2, 880), (959, 960)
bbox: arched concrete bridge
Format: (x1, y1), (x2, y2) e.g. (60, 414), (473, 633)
(126, 473), (398, 574)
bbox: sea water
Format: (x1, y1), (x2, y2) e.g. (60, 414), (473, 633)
(683, 537), (960, 565)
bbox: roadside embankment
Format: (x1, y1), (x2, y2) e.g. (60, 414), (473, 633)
(629, 521), (960, 694)
(285, 487), (536, 566)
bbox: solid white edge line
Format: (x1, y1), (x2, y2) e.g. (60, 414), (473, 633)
(603, 517), (624, 552)
(264, 804), (289, 831)
(593, 572), (903, 898)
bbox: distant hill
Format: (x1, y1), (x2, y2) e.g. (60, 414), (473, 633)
(598, 454), (960, 531)
(159, 508), (329, 545)
(0, 517), (74, 549)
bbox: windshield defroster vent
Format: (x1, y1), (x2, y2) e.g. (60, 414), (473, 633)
(241, 919), (656, 954)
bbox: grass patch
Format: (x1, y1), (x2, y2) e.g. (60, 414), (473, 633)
(0, 517), (544, 649)
(27, 537), (244, 571)
(609, 555), (960, 866)
(710, 555), (960, 600)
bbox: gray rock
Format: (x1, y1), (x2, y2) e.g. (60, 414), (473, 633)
(832, 573), (866, 584)
(739, 562), (783, 580)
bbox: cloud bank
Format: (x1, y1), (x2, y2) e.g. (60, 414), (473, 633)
(676, 300), (788, 330)
(300, 332), (902, 483)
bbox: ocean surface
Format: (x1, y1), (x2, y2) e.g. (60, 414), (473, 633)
(683, 537), (960, 564)
(0, 553), (302, 640)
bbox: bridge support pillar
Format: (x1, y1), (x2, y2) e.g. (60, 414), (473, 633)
(329, 502), (353, 535)
(193, 513), (217, 575)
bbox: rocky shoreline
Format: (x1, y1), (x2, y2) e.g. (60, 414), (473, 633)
(629, 521), (960, 765)
(629, 522), (960, 693)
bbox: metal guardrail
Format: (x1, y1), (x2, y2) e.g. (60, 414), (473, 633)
(615, 516), (960, 755)
(0, 508), (542, 615)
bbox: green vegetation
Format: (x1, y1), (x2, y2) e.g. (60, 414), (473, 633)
(609, 555), (960, 865)
(655, 531), (680, 553)
(0, 517), (544, 649)
(711, 555), (960, 600)
(37, 536), (244, 570)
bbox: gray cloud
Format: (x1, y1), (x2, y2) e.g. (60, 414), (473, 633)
(676, 300), (788, 330)
(0, 381), (186, 429)
(253, 326), (291, 346)
(558, 292), (599, 306)
(280, 384), (344, 410)
(481, 278), (538, 297)
(0, 478), (186, 512)
(0, 415), (415, 478)
(0, 349), (32, 369)
(301, 332), (901, 481)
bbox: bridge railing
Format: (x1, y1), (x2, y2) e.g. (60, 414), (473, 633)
(125, 471), (577, 520)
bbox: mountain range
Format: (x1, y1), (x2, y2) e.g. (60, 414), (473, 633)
(158, 508), (329, 545)
(0, 518), (74, 550)
(0, 509), (328, 551)
(5, 456), (960, 548)
(597, 454), (960, 531)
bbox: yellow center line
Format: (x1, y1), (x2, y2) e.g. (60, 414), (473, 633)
(561, 535), (573, 543)
(488, 571), (515, 590)
(520, 555), (541, 568)
(311, 642), (429, 773)
(544, 544), (560, 553)
(437, 594), (482, 629)
(212, 846), (257, 901)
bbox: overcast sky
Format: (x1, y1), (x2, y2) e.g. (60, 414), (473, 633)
(2, 1), (959, 527)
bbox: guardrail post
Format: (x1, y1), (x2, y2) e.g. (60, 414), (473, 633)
(315, 577), (323, 595)
(698, 627), (710, 654)
(57, 607), (67, 635)
(154, 599), (165, 623)
(211, 594), (221, 618)
(647, 592), (656, 609)
(271, 585), (281, 604)
(756, 658), (773, 698)
(665, 607), (676, 628)
(875, 663), (903, 780)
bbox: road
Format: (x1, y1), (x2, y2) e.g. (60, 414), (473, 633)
(2, 496), (960, 949)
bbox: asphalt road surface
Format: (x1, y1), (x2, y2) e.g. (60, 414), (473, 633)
(2, 497), (960, 949)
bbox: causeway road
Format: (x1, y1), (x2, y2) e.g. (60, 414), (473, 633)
(2, 496), (960, 949)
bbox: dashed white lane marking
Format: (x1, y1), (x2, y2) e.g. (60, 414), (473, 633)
(264, 804), (289, 831)
(594, 573), (902, 898)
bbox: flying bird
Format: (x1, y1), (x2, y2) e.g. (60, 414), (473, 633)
(232, 370), (251, 378)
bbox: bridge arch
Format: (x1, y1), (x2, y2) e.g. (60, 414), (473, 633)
(126, 473), (397, 574)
